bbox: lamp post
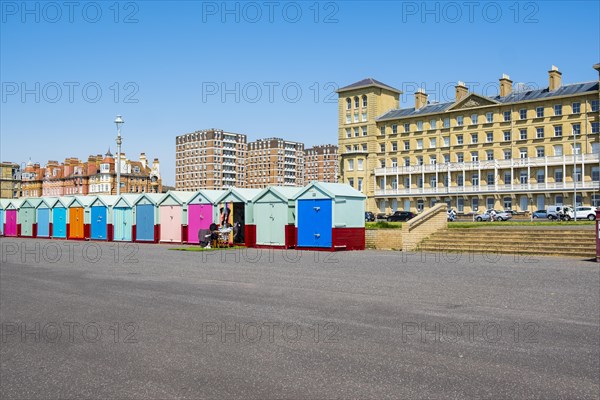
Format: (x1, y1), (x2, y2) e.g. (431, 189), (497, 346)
(573, 126), (577, 221)
(115, 115), (124, 196)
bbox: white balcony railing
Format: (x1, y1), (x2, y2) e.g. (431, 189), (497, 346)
(374, 153), (600, 177)
(374, 181), (600, 196)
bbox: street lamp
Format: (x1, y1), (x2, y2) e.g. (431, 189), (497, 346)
(115, 115), (124, 196)
(573, 126), (577, 221)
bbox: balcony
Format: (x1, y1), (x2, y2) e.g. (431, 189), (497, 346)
(374, 153), (600, 177)
(374, 181), (600, 196)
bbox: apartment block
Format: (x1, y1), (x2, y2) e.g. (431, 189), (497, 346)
(0, 162), (21, 198)
(338, 65), (600, 214)
(304, 145), (339, 183)
(246, 138), (305, 188)
(175, 129), (247, 190)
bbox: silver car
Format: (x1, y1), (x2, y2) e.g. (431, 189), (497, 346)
(475, 209), (513, 222)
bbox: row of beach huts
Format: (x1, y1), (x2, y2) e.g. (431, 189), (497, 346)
(0, 182), (366, 251)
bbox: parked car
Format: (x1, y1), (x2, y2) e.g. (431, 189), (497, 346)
(387, 211), (415, 222)
(475, 209), (513, 222)
(532, 209), (548, 219)
(376, 213), (388, 221)
(575, 206), (597, 221)
(365, 211), (375, 222)
(503, 210), (518, 215)
(547, 205), (574, 221)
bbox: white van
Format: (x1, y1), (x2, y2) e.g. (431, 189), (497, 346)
(547, 205), (574, 220)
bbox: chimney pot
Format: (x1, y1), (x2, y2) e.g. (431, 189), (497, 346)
(548, 65), (562, 91)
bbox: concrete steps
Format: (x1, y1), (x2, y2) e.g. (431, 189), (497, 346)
(418, 228), (596, 258)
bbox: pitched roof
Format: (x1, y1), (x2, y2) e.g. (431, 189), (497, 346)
(337, 78), (402, 94)
(377, 81), (599, 121)
(292, 182), (366, 200)
(252, 186), (303, 202)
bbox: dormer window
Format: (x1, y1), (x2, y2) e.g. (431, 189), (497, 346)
(100, 163), (110, 172)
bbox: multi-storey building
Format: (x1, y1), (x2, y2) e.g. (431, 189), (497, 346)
(304, 145), (338, 183)
(21, 160), (45, 198)
(39, 151), (162, 197)
(247, 138), (305, 188)
(175, 129), (247, 190)
(338, 65), (600, 214)
(0, 162), (21, 198)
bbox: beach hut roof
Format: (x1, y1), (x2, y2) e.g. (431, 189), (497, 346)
(292, 182), (367, 200)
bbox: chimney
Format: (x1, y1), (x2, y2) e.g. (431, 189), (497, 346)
(499, 73), (513, 97)
(414, 88), (428, 109)
(455, 81), (468, 102)
(548, 65), (562, 91)
(139, 153), (147, 169)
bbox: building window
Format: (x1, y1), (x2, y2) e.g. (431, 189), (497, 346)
(417, 200), (424, 212)
(592, 167), (599, 181)
(471, 152), (479, 162)
(457, 174), (464, 186)
(404, 158), (410, 167)
(486, 112), (493, 123)
(519, 129), (527, 140)
(379, 159), (385, 168)
(485, 172), (494, 186)
(444, 154), (450, 163)
(504, 131), (511, 141)
(486, 150), (494, 161)
(536, 147), (545, 157)
(357, 159), (364, 171)
(457, 116), (464, 126)
(362, 126), (367, 136)
(354, 127), (359, 137)
(430, 119), (436, 130)
(520, 171), (528, 184)
(443, 118), (450, 128)
(362, 95), (367, 107)
(380, 126), (385, 135)
(416, 139), (423, 150)
(537, 169), (545, 183)
(354, 97), (359, 108)
(380, 143), (385, 152)
(503, 111), (511, 121)
(504, 171), (512, 184)
(592, 100), (599, 112)
(429, 138), (436, 148)
(404, 123), (410, 133)
(348, 178), (354, 187)
(345, 128), (351, 138)
(504, 149), (511, 159)
(361, 112), (367, 122)
(457, 153), (464, 163)
(357, 178), (363, 191)
(417, 177), (423, 188)
(404, 141), (410, 150)
(392, 142), (398, 151)
(536, 106), (544, 118)
(346, 114), (351, 124)
(417, 121), (423, 131)
(572, 123), (581, 136)
(430, 156), (437, 165)
(503, 197), (512, 210)
(554, 144), (563, 156)
(457, 198), (464, 212)
(417, 156), (424, 166)
(347, 159), (354, 171)
(392, 124), (397, 134)
(471, 133), (478, 144)
(471, 114), (478, 125)
(520, 148), (528, 158)
(592, 122), (600, 134)
(519, 109), (527, 120)
(443, 137), (450, 147)
(554, 104), (562, 116)
(346, 98), (351, 110)
(354, 112), (359, 122)
(457, 134), (463, 145)
(472, 198), (479, 212)
(535, 127), (544, 138)
(572, 102), (580, 114)
(572, 143), (581, 155)
(486, 132), (493, 143)
(554, 170), (563, 183)
(430, 176), (437, 187)
(554, 126), (562, 137)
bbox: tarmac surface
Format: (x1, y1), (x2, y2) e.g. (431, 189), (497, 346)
(1, 238), (599, 399)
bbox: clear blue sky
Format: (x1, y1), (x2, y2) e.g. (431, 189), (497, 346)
(1, 1), (599, 185)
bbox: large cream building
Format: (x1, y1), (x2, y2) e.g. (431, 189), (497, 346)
(338, 65), (600, 214)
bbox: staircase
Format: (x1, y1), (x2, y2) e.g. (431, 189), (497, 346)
(418, 228), (596, 258)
